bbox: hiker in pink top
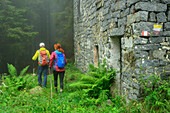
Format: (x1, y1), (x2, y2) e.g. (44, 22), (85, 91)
(49, 43), (67, 93)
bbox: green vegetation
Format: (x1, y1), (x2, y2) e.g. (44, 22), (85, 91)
(0, 0), (74, 73)
(0, 0), (38, 73)
(0, 61), (169, 112)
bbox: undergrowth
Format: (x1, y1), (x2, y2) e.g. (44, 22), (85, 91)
(0, 61), (169, 113)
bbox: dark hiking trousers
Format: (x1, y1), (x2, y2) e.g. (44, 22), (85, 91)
(53, 71), (65, 89)
(38, 65), (48, 87)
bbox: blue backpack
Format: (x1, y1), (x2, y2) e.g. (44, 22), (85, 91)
(56, 53), (65, 68)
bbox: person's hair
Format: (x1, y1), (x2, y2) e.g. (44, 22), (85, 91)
(54, 43), (64, 53)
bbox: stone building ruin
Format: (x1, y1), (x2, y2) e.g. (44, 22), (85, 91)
(73, 0), (170, 101)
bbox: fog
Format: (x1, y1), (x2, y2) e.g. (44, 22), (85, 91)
(0, 0), (73, 74)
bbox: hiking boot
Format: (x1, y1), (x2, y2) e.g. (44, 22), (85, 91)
(59, 90), (63, 95)
(59, 92), (62, 95)
(54, 89), (58, 93)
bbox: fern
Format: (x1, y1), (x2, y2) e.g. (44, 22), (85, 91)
(7, 64), (17, 76)
(69, 81), (93, 90)
(69, 59), (117, 104)
(1, 64), (31, 96)
(19, 65), (29, 76)
(81, 75), (97, 83)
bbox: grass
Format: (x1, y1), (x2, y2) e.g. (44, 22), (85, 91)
(0, 63), (169, 113)
(0, 63), (115, 113)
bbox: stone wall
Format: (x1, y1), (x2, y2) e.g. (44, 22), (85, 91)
(73, 0), (170, 101)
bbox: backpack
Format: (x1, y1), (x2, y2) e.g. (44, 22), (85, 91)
(56, 53), (65, 68)
(39, 50), (49, 66)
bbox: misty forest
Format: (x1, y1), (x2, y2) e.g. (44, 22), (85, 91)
(0, 0), (73, 74)
(0, 0), (169, 113)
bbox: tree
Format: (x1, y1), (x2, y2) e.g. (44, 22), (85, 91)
(54, 0), (74, 59)
(0, 0), (38, 73)
(0, 0), (37, 41)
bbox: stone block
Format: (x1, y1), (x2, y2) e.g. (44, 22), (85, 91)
(103, 7), (109, 16)
(129, 93), (138, 100)
(153, 50), (166, 59)
(152, 0), (161, 2)
(111, 10), (121, 18)
(161, 0), (170, 4)
(149, 37), (164, 44)
(90, 19), (96, 27)
(135, 44), (160, 51)
(105, 14), (112, 20)
(155, 67), (164, 74)
(121, 8), (130, 17)
(124, 37), (133, 48)
(164, 64), (170, 72)
(122, 73), (131, 80)
(122, 82), (131, 90)
(111, 0), (126, 11)
(118, 17), (127, 27)
(157, 13), (167, 23)
(135, 2), (167, 12)
(109, 26), (125, 36)
(135, 68), (145, 75)
(163, 31), (170, 36)
(127, 11), (148, 25)
(168, 11), (170, 22)
(160, 60), (169, 66)
(127, 0), (140, 7)
(108, 18), (118, 24)
(165, 22), (170, 31)
(102, 20), (109, 27)
(135, 59), (144, 68)
(146, 68), (154, 74)
(150, 60), (160, 67)
(134, 51), (149, 58)
(134, 38), (148, 44)
(149, 12), (156, 22)
(136, 59), (160, 68)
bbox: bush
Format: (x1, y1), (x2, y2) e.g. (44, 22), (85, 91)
(69, 59), (117, 105)
(139, 73), (170, 112)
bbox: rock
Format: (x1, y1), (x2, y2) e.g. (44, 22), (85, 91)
(29, 86), (43, 94)
(149, 12), (156, 22)
(127, 11), (148, 25)
(135, 2), (167, 12)
(156, 12), (167, 23)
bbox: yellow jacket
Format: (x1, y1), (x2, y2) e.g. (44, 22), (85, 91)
(32, 48), (51, 63)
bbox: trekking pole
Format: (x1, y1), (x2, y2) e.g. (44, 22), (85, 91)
(49, 67), (53, 99)
(32, 63), (36, 82)
(65, 73), (68, 91)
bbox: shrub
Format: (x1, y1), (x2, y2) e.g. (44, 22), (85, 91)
(0, 64), (32, 95)
(69, 59), (117, 105)
(139, 73), (170, 112)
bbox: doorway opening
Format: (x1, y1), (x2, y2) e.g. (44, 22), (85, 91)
(110, 37), (122, 94)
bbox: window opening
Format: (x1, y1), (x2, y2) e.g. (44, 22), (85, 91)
(94, 45), (99, 67)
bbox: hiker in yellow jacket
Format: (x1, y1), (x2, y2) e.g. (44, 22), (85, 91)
(32, 42), (51, 87)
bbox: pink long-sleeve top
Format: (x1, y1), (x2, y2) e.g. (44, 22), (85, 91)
(49, 51), (67, 72)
